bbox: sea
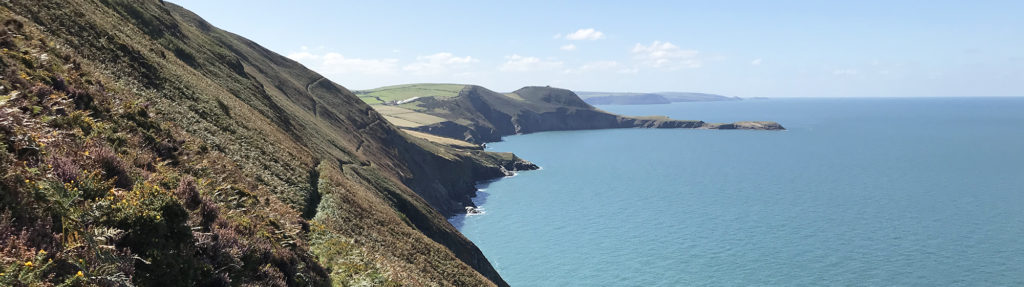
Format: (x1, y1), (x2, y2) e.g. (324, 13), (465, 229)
(451, 97), (1024, 286)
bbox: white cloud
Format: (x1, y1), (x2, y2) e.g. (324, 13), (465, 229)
(631, 41), (701, 69)
(751, 58), (763, 66)
(402, 52), (478, 75)
(617, 67), (640, 74)
(500, 54), (564, 72)
(562, 61), (620, 74)
(560, 44), (577, 51)
(287, 47), (398, 75)
(580, 61), (620, 71)
(833, 69), (859, 75)
(565, 28), (605, 41)
(287, 51), (318, 61)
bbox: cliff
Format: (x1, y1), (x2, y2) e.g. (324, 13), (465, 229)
(0, 1), (523, 286)
(370, 85), (783, 144)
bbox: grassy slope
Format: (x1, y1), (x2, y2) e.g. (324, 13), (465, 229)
(373, 105), (447, 128)
(401, 130), (480, 149)
(0, 1), (524, 286)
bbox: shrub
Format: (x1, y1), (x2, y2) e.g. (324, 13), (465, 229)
(0, 27), (13, 49)
(174, 176), (200, 211)
(28, 84), (53, 100)
(48, 110), (96, 135)
(51, 75), (67, 93)
(0, 249), (62, 286)
(90, 145), (132, 189)
(3, 67), (29, 91)
(103, 182), (198, 287)
(72, 169), (114, 200)
(0, 212), (58, 265)
(48, 154), (80, 183)
(198, 198), (220, 228)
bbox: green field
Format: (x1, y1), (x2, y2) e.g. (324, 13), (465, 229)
(356, 83), (466, 104)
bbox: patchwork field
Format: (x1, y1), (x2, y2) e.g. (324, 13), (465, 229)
(356, 83), (466, 104)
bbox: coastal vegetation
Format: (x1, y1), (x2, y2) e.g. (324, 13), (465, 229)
(0, 0), (530, 285)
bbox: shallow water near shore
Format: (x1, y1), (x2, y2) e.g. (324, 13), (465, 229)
(453, 98), (1024, 286)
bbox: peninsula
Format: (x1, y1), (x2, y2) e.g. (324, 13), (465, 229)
(577, 91), (741, 105)
(357, 84), (783, 145)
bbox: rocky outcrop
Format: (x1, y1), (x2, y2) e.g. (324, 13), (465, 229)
(703, 121), (787, 130)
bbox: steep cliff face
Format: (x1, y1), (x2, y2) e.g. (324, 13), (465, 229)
(408, 85), (781, 144)
(0, 1), (520, 286)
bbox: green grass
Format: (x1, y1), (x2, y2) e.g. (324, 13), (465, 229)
(356, 83), (466, 104)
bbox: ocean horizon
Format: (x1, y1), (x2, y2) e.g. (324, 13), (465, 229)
(454, 97), (1024, 286)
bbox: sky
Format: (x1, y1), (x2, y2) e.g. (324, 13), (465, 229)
(167, 0), (1023, 97)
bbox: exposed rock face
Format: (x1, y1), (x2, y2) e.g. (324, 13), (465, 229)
(408, 86), (784, 144)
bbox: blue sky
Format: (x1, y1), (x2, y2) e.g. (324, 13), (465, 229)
(168, 0), (1023, 97)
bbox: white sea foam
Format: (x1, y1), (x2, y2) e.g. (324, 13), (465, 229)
(464, 206), (486, 216)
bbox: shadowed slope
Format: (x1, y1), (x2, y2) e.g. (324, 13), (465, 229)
(0, 0), (526, 285)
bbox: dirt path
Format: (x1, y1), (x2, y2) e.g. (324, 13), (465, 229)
(305, 76), (326, 117)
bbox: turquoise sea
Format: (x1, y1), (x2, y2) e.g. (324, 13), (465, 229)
(452, 98), (1024, 286)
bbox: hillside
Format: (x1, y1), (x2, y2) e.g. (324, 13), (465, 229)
(358, 84), (783, 144)
(576, 91), (741, 105)
(0, 1), (529, 286)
